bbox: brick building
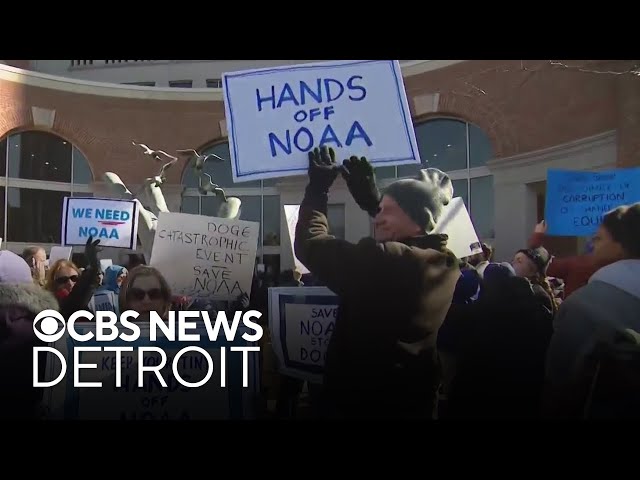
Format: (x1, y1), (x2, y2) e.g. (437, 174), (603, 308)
(0, 59), (637, 272)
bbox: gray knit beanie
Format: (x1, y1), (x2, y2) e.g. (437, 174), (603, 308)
(384, 168), (454, 233)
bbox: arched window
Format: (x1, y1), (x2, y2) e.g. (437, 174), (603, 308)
(374, 118), (495, 240)
(0, 131), (93, 245)
(180, 141), (282, 270)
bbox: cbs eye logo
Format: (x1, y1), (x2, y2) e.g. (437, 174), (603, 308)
(33, 310), (67, 343)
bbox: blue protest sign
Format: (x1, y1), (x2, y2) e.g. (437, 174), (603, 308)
(222, 60), (420, 183)
(544, 167), (640, 236)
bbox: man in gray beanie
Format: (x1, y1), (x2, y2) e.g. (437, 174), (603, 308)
(295, 147), (461, 419)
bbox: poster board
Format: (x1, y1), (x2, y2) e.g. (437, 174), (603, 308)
(268, 287), (338, 384)
(544, 167), (640, 236)
(283, 205), (310, 275)
(62, 197), (140, 249)
(150, 212), (259, 301)
(222, 60), (420, 182)
(431, 197), (483, 259)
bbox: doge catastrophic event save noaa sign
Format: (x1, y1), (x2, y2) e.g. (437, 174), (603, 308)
(222, 60), (421, 183)
(62, 197), (140, 249)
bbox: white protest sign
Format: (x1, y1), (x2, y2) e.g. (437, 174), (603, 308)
(42, 322), (260, 420)
(150, 212), (259, 301)
(283, 204), (310, 275)
(432, 197), (483, 259)
(268, 287), (338, 384)
(99, 259), (113, 271)
(49, 246), (73, 264)
(222, 60), (420, 183)
(62, 197), (139, 249)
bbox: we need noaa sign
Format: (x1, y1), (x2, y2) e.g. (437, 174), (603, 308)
(222, 60), (421, 183)
(62, 197), (140, 249)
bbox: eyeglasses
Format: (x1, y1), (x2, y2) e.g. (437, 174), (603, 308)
(128, 287), (163, 301)
(55, 275), (78, 285)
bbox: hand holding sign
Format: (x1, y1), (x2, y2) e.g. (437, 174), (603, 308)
(341, 155), (381, 217)
(308, 146), (339, 193)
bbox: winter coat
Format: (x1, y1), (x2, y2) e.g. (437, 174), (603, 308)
(294, 189), (461, 419)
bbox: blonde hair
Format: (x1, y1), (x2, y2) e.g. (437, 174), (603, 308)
(45, 259), (80, 293)
(119, 265), (172, 318)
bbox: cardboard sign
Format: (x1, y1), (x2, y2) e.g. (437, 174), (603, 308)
(268, 287), (338, 384)
(283, 205), (310, 275)
(62, 197), (140, 249)
(41, 322), (260, 420)
(432, 197), (483, 259)
(544, 167), (640, 236)
(149, 212), (259, 301)
(49, 246), (73, 265)
(222, 60), (420, 182)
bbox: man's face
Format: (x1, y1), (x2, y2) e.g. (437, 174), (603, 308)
(373, 195), (421, 242)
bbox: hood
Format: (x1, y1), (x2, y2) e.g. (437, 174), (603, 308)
(0, 283), (59, 314)
(99, 265), (127, 294)
(590, 259), (640, 300)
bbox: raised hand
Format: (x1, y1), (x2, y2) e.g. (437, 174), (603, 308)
(84, 235), (102, 271)
(308, 146), (339, 193)
(341, 155), (381, 217)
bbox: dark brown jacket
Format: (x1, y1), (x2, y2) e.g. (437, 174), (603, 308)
(294, 187), (461, 418)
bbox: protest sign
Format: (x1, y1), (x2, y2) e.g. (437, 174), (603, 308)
(99, 259), (113, 271)
(222, 60), (420, 183)
(268, 287), (338, 384)
(62, 197), (139, 249)
(150, 212), (259, 301)
(545, 167), (640, 236)
(283, 205), (310, 275)
(42, 322), (260, 420)
(431, 197), (483, 259)
(49, 246), (73, 264)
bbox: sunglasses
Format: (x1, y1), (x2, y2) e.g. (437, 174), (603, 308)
(128, 287), (163, 301)
(55, 275), (79, 285)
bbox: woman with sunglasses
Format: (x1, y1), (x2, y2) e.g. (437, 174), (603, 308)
(118, 265), (172, 321)
(44, 237), (102, 318)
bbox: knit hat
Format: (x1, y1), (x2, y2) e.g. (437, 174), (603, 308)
(0, 251), (34, 284)
(517, 247), (551, 276)
(383, 168), (454, 233)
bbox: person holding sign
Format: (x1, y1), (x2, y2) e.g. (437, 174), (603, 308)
(295, 147), (460, 419)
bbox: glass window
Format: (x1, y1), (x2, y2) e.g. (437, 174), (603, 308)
(182, 142), (261, 189)
(0, 138), (6, 177)
(72, 147), (93, 184)
(7, 188), (69, 243)
(469, 123), (493, 168)
(375, 166), (397, 180)
(206, 79), (222, 88)
(327, 204), (346, 240)
(169, 80), (192, 88)
(470, 175), (495, 239)
(452, 179), (469, 209)
(398, 119), (467, 178)
(8, 131), (72, 182)
(181, 196), (199, 214)
(262, 195), (280, 246)
(201, 195), (223, 217)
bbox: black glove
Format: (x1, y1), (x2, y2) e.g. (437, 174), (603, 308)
(84, 236), (102, 272)
(308, 146), (339, 193)
(341, 156), (381, 217)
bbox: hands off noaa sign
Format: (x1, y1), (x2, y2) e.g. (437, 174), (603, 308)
(62, 197), (140, 249)
(222, 60), (421, 182)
